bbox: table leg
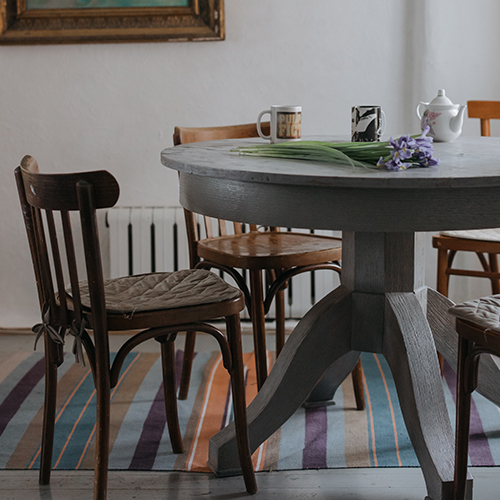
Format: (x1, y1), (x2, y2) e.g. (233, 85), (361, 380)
(208, 285), (355, 476)
(384, 292), (472, 500)
(304, 351), (361, 406)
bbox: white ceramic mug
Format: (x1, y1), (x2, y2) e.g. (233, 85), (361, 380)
(257, 105), (302, 143)
(351, 105), (386, 142)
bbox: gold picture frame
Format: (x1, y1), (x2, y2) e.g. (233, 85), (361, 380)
(0, 0), (224, 44)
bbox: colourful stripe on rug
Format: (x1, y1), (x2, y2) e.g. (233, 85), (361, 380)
(1, 350), (500, 472)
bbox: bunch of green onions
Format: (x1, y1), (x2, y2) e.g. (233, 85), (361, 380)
(233, 140), (387, 169)
(232, 129), (439, 171)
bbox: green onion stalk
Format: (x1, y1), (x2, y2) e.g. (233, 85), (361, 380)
(232, 128), (439, 172)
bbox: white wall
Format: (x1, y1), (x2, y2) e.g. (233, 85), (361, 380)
(1, 0), (500, 328)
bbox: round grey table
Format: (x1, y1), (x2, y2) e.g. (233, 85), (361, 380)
(161, 136), (500, 500)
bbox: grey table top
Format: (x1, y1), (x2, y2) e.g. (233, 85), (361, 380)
(161, 136), (500, 189)
(161, 135), (500, 232)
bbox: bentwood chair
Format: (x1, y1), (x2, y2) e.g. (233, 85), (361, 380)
(173, 123), (365, 411)
(15, 156), (256, 500)
(433, 101), (500, 298)
(448, 295), (500, 500)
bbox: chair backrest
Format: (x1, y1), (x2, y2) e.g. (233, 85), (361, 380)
(173, 122), (270, 146)
(15, 156), (120, 344)
(173, 123), (271, 268)
(467, 101), (500, 137)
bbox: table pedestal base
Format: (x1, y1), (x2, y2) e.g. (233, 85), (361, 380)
(209, 287), (474, 500)
(207, 232), (500, 500)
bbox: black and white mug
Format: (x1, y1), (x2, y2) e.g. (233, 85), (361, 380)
(257, 105), (302, 143)
(351, 106), (386, 142)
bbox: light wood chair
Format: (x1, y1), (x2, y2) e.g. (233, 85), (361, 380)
(433, 101), (500, 298)
(173, 123), (365, 411)
(448, 295), (500, 500)
(15, 156), (256, 500)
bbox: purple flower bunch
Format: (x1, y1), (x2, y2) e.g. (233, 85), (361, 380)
(376, 126), (439, 171)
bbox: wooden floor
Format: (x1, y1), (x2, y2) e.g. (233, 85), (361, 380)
(0, 328), (497, 500)
(0, 468), (498, 499)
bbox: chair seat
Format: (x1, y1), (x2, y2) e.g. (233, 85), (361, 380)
(440, 228), (500, 242)
(432, 233), (500, 254)
(78, 269), (242, 314)
(197, 231), (342, 269)
(449, 294), (500, 334)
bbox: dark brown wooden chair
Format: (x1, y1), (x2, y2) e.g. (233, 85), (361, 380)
(448, 295), (500, 500)
(14, 156), (256, 500)
(433, 101), (500, 298)
(173, 123), (365, 411)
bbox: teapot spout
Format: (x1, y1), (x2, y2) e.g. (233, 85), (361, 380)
(450, 104), (467, 133)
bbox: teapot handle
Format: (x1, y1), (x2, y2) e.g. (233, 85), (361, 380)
(416, 103), (427, 120)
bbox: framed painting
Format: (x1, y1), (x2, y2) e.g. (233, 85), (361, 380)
(0, 0), (224, 44)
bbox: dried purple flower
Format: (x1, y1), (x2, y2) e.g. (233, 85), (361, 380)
(376, 126), (439, 171)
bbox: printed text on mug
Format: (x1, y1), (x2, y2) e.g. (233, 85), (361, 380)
(277, 112), (302, 139)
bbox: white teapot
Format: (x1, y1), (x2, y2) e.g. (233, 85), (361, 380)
(416, 89), (467, 142)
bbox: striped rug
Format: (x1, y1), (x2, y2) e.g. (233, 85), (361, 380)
(1, 350), (500, 472)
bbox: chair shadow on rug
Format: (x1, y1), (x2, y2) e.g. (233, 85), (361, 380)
(14, 156), (256, 500)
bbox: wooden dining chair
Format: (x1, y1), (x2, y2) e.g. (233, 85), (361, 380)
(14, 156), (256, 500)
(433, 101), (500, 298)
(173, 123), (365, 411)
(448, 295), (500, 500)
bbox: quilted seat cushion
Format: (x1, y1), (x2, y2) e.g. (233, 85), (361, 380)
(449, 295), (500, 334)
(440, 228), (500, 242)
(78, 269), (242, 315)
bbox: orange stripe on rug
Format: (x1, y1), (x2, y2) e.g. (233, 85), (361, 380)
(182, 351), (268, 473)
(173, 352), (219, 472)
(373, 354), (402, 467)
(361, 367), (377, 466)
(186, 354), (225, 471)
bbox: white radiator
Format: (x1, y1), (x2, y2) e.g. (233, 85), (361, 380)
(106, 207), (341, 319)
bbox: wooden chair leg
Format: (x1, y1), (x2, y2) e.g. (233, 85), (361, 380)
(39, 335), (59, 485)
(93, 373), (111, 500)
(351, 359), (365, 411)
(436, 247), (449, 376)
(454, 336), (473, 500)
(178, 331), (196, 400)
(488, 253), (500, 294)
(275, 288), (286, 356)
(436, 248), (450, 297)
(225, 314), (257, 495)
(161, 340), (183, 453)
(249, 269), (268, 390)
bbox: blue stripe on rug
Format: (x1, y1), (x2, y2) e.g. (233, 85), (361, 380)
(362, 353), (418, 467)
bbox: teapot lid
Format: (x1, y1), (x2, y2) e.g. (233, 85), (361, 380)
(427, 89), (457, 108)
